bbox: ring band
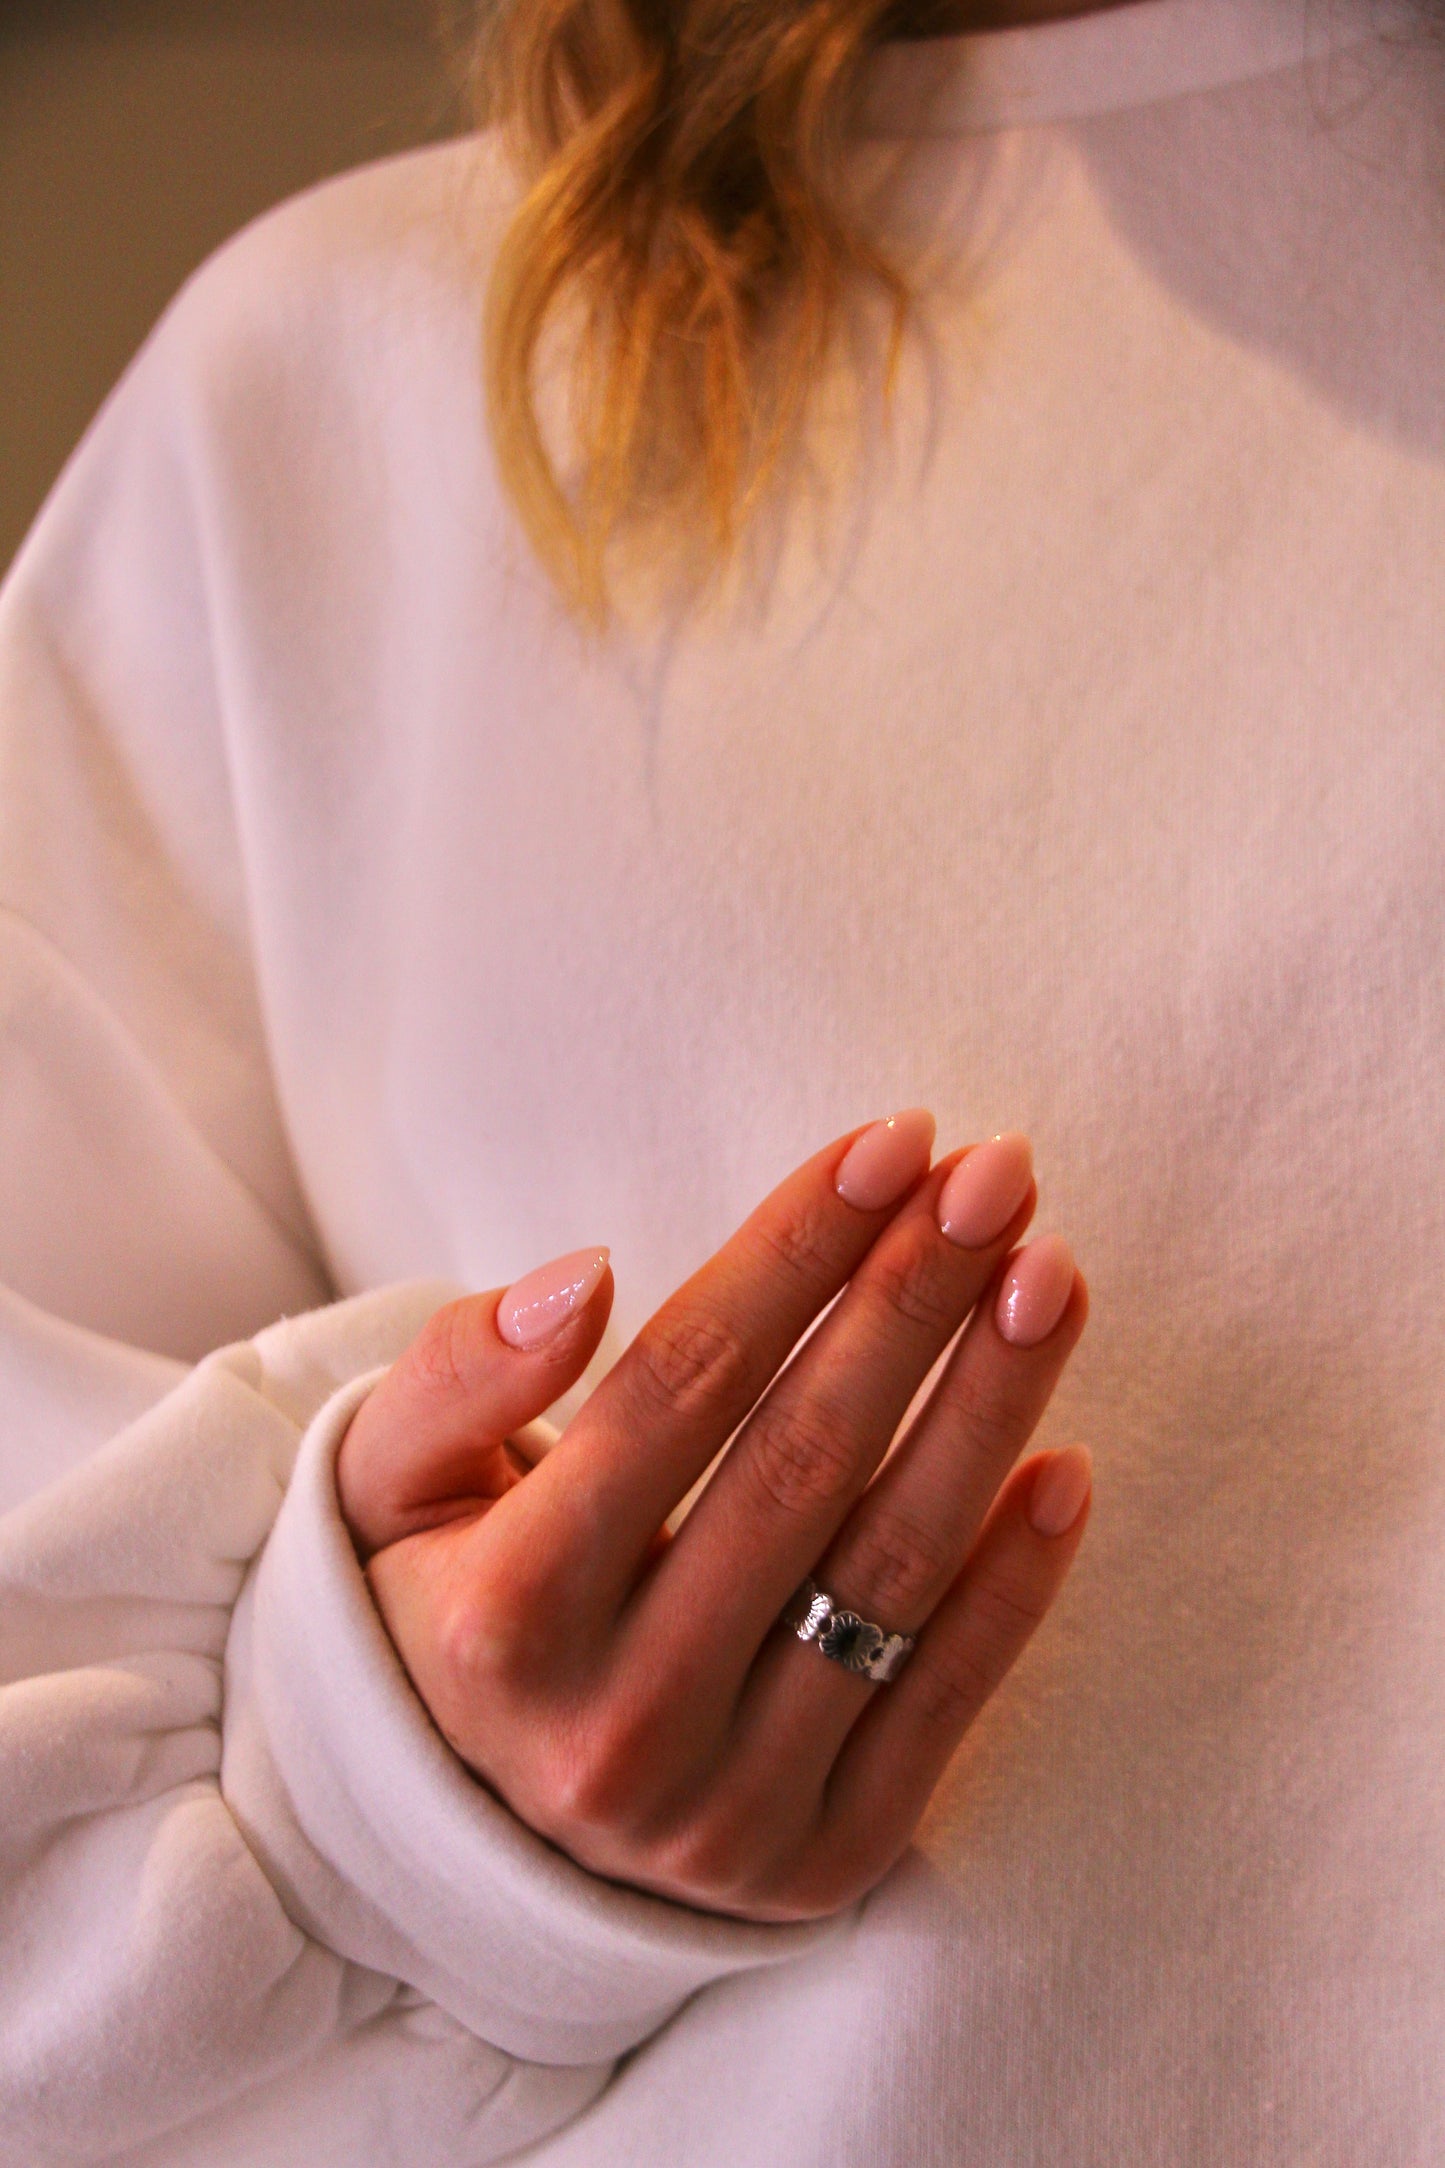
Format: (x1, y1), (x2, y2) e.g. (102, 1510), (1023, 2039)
(785, 1578), (916, 1685)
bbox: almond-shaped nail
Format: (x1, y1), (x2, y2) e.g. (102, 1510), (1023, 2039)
(835, 1108), (937, 1212)
(995, 1233), (1075, 1348)
(1028, 1444), (1093, 1536)
(937, 1132), (1033, 1249)
(497, 1247), (610, 1351)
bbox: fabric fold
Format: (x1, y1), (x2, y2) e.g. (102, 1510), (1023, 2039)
(1, 1279), (838, 2165)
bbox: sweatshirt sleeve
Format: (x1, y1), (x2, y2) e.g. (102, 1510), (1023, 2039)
(0, 195), (842, 2168)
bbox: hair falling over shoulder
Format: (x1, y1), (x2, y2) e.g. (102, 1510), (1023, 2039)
(467, 1), (930, 624)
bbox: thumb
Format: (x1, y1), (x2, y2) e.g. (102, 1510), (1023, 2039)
(336, 1249), (613, 1560)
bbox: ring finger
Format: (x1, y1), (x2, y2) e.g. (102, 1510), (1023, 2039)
(630, 1134), (1040, 1696)
(731, 1232), (1088, 1770)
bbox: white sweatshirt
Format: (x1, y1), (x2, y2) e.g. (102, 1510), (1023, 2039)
(3, 2), (1445, 2161)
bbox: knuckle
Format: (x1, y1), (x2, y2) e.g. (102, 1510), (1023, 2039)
(532, 1748), (806, 1916)
(743, 1200), (841, 1291)
(967, 1569), (1050, 1643)
(532, 1709), (660, 1842)
(863, 1242), (963, 1340)
(642, 1790), (794, 1911)
(630, 1303), (751, 1420)
(539, 1741), (624, 1833)
(417, 1588), (525, 1756)
(747, 1400), (860, 1520)
(407, 1299), (477, 1403)
(945, 1367), (1024, 1466)
(645, 1817), (740, 1899)
(836, 1506), (953, 1620)
(433, 1561), (571, 1699)
(911, 1645), (995, 1736)
(434, 1583), (518, 1691)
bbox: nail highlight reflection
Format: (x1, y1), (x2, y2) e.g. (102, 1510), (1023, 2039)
(995, 1233), (1075, 1348)
(835, 1108), (936, 1212)
(497, 1247), (610, 1351)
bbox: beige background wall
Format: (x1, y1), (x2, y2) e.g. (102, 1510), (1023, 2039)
(1, 0), (470, 576)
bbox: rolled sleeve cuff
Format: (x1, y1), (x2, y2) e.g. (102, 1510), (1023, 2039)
(222, 1365), (846, 2068)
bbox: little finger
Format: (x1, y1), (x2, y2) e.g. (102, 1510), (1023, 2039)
(812, 1444), (1093, 1904)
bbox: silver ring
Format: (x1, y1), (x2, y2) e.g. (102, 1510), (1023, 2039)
(785, 1578), (916, 1685)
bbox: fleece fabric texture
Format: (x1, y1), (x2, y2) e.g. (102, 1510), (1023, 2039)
(2, 1), (1444, 2160)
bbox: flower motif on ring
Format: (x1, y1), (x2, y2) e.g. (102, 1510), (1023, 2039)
(817, 1610), (887, 1673)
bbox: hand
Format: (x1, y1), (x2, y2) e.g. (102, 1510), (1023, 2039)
(336, 1114), (1091, 1923)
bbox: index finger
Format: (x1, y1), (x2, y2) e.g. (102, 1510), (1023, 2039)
(516, 1111), (938, 1608)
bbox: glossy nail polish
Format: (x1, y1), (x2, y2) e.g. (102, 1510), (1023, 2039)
(835, 1108), (937, 1212)
(1028, 1444), (1093, 1536)
(995, 1233), (1075, 1348)
(497, 1247), (610, 1351)
(937, 1132), (1033, 1249)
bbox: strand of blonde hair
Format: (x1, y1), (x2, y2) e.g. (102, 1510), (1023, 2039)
(469, 0), (917, 623)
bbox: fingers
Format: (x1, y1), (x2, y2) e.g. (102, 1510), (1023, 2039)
(808, 1443), (1093, 1907)
(631, 1140), (1040, 1694)
(335, 1251), (614, 1560)
(512, 1111), (938, 1605)
(725, 1246), (1086, 1785)
(351, 1116), (1093, 1931)
(823, 1240), (1086, 1629)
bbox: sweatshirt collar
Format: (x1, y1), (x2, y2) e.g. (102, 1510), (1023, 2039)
(855, 0), (1415, 134)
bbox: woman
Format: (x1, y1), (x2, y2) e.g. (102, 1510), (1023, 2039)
(2, 0), (1442, 2161)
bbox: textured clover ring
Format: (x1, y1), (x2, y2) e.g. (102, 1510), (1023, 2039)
(785, 1578), (916, 1685)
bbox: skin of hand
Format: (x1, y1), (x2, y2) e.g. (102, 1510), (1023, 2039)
(336, 1118), (1091, 1924)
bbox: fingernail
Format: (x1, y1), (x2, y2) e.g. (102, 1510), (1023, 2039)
(995, 1233), (1075, 1348)
(497, 1247), (610, 1351)
(1028, 1444), (1093, 1537)
(835, 1109), (936, 1211)
(936, 1132), (1033, 1249)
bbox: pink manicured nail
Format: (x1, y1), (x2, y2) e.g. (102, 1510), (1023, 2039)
(937, 1132), (1033, 1249)
(1028, 1445), (1093, 1536)
(497, 1247), (610, 1351)
(995, 1233), (1075, 1348)
(835, 1109), (937, 1212)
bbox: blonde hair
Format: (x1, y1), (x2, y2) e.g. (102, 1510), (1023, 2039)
(466, 2), (927, 623)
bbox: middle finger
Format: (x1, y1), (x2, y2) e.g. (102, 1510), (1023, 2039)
(731, 1230), (1086, 1783)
